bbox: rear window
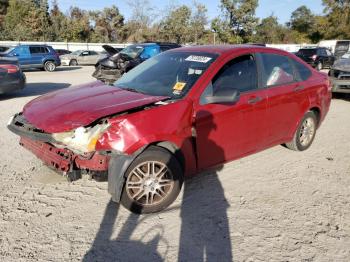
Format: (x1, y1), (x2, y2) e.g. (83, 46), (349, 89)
(260, 53), (295, 87)
(29, 46), (49, 54)
(298, 49), (317, 56)
(292, 60), (312, 81)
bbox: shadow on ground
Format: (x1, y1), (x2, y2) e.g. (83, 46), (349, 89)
(332, 93), (350, 102)
(83, 110), (233, 261)
(0, 82), (71, 100)
(22, 66), (83, 72)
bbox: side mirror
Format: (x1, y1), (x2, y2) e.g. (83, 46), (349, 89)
(205, 88), (240, 104)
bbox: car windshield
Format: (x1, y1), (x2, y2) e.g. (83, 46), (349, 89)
(120, 45), (144, 59)
(114, 51), (218, 99)
(71, 50), (82, 55)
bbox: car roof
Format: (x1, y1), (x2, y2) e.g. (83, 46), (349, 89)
(167, 44), (283, 55)
(17, 44), (50, 47)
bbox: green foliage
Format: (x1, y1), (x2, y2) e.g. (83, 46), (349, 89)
(322, 0), (350, 39)
(289, 6), (314, 34)
(89, 6), (124, 42)
(0, 0), (348, 44)
(0, 0), (9, 28)
(159, 5), (192, 44)
(219, 0), (259, 43)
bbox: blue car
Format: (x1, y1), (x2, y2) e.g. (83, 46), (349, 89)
(93, 42), (181, 84)
(1, 45), (61, 72)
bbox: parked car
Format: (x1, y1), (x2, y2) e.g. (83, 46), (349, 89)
(329, 52), (350, 93)
(93, 42), (181, 84)
(7, 45), (331, 214)
(55, 49), (71, 56)
(0, 45), (60, 72)
(60, 50), (105, 66)
(0, 57), (26, 94)
(296, 47), (335, 70)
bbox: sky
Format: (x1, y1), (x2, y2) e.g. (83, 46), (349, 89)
(56, 0), (324, 24)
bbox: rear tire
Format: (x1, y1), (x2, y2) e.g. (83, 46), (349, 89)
(69, 59), (78, 66)
(44, 61), (56, 72)
(121, 146), (183, 214)
(285, 111), (317, 151)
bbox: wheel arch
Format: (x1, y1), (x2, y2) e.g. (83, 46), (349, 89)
(309, 106), (321, 127)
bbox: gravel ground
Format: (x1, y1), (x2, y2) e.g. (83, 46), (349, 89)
(0, 67), (350, 262)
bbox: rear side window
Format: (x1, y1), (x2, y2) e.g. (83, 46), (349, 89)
(298, 49), (316, 56)
(260, 53), (294, 87)
(292, 60), (312, 81)
(29, 46), (49, 54)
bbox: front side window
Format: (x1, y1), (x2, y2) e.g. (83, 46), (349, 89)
(260, 53), (295, 87)
(114, 51), (218, 99)
(200, 55), (257, 104)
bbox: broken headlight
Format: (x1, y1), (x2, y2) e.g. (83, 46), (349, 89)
(52, 122), (110, 154)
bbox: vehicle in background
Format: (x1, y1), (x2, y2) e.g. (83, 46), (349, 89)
(8, 45), (331, 214)
(60, 50), (106, 66)
(334, 40), (350, 59)
(329, 52), (350, 93)
(296, 47), (335, 70)
(0, 44), (60, 72)
(100, 45), (123, 56)
(318, 40), (350, 59)
(55, 49), (71, 56)
(93, 42), (181, 84)
(0, 57), (26, 94)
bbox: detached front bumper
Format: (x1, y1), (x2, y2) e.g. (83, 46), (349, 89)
(19, 137), (109, 173)
(8, 113), (109, 173)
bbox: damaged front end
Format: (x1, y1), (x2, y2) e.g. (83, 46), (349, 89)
(329, 59), (350, 93)
(8, 113), (111, 181)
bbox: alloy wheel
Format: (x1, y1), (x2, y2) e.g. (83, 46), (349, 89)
(125, 161), (174, 206)
(299, 117), (316, 147)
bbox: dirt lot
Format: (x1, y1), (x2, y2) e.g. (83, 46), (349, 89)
(0, 66), (350, 262)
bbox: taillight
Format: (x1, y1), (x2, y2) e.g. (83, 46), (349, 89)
(0, 64), (19, 73)
(312, 55), (317, 60)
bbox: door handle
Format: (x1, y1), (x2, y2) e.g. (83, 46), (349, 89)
(294, 85), (305, 91)
(248, 96), (262, 104)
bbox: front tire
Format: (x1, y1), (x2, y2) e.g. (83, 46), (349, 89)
(121, 146), (183, 214)
(285, 111), (317, 151)
(44, 61), (56, 72)
(69, 59), (78, 66)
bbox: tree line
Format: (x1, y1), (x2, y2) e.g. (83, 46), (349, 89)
(0, 0), (349, 44)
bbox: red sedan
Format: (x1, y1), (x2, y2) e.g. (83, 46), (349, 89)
(8, 45), (331, 214)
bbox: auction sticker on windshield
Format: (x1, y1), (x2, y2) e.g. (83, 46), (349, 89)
(185, 55), (212, 63)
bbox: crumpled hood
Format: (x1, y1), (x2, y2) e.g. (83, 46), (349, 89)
(23, 81), (168, 133)
(60, 54), (78, 60)
(333, 58), (350, 72)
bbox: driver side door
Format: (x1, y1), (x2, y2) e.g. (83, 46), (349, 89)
(194, 54), (268, 170)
